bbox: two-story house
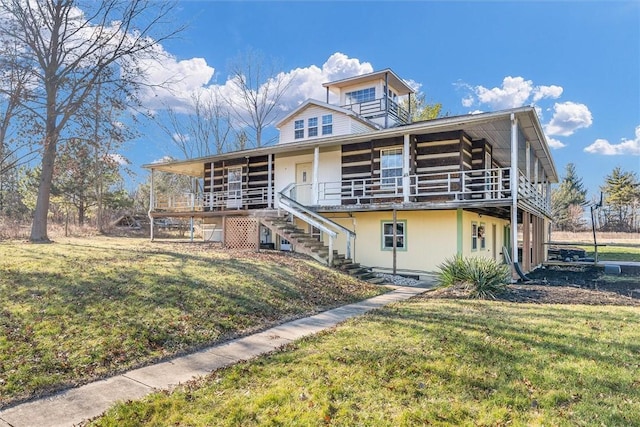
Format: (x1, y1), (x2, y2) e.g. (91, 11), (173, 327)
(145, 69), (557, 280)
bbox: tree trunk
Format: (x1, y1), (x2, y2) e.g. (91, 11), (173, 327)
(78, 197), (85, 226)
(30, 134), (56, 242)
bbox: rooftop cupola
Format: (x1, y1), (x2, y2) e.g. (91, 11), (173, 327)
(322, 68), (415, 128)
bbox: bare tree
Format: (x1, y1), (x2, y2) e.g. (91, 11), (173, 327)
(156, 89), (234, 158)
(0, 0), (183, 242)
(0, 38), (39, 177)
(224, 48), (294, 148)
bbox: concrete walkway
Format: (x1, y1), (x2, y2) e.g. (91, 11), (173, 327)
(0, 286), (428, 427)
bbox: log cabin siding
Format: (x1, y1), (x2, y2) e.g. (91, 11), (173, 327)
(203, 155), (273, 210)
(414, 131), (469, 175)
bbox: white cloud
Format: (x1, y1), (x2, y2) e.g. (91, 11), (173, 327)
(584, 126), (640, 155)
(546, 136), (566, 149)
(474, 76), (534, 109)
(139, 51), (373, 122)
(544, 101), (593, 136)
(403, 78), (422, 93)
(533, 85), (563, 102)
(461, 76), (563, 110)
(276, 52), (373, 108)
(107, 153), (129, 165)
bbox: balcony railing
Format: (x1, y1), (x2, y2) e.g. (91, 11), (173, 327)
(152, 168), (550, 215)
(341, 97), (409, 125)
(153, 187), (270, 212)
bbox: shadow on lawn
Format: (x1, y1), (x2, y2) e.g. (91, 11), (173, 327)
(0, 243), (378, 407)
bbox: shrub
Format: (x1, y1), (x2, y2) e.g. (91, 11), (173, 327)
(437, 255), (510, 299)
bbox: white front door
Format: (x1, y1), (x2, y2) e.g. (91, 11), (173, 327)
(295, 162), (313, 205)
(226, 166), (242, 209)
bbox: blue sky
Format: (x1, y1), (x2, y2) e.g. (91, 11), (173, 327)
(130, 1), (639, 198)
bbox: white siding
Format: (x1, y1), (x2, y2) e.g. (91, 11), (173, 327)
(278, 105), (374, 144)
(350, 119), (373, 134)
(337, 79), (385, 105)
(274, 147), (342, 206)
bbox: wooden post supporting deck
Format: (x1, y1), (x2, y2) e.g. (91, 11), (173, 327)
(523, 212), (531, 272)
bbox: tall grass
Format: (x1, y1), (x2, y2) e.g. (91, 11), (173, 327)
(437, 255), (510, 299)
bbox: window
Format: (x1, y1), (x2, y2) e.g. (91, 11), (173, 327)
(294, 120), (304, 139)
(227, 166), (243, 208)
(471, 222), (478, 251)
(479, 222), (486, 250)
(382, 220), (406, 250)
(322, 114), (333, 135)
(308, 117), (318, 137)
(345, 87), (375, 104)
(380, 148), (403, 187)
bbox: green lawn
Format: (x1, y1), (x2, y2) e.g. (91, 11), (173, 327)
(0, 237), (384, 406)
(93, 298), (640, 427)
(578, 244), (640, 262)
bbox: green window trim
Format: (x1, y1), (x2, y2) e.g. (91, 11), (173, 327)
(471, 221), (478, 251)
(381, 219), (407, 251)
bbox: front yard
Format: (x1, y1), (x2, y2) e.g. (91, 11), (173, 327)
(91, 296), (640, 426)
(0, 237), (384, 407)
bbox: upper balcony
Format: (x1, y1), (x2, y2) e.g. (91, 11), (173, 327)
(341, 97), (410, 127)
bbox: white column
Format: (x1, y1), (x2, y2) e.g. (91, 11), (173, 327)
(510, 114), (519, 266)
(525, 141), (531, 182)
(403, 134), (410, 203)
(267, 153), (273, 208)
(312, 146), (319, 205)
(149, 168), (155, 241)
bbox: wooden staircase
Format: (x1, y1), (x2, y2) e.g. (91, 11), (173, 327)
(258, 215), (386, 285)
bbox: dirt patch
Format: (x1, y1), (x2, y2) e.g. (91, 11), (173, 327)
(422, 264), (640, 306)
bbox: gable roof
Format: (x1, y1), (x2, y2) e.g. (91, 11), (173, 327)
(322, 68), (415, 96)
(275, 99), (377, 130)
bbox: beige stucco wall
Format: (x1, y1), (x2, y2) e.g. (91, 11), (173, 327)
(312, 209), (511, 275)
(459, 210), (510, 264)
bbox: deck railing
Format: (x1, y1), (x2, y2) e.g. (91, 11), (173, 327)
(153, 168), (550, 214)
(341, 97), (409, 124)
(154, 187), (270, 212)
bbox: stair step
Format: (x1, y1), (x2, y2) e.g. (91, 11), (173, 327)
(355, 272), (376, 280)
(366, 277), (387, 285)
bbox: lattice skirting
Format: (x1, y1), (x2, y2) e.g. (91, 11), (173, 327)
(224, 217), (259, 250)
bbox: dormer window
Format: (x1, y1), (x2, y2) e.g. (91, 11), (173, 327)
(345, 87), (375, 104)
(322, 114), (333, 135)
(308, 117), (318, 137)
(294, 120), (304, 139)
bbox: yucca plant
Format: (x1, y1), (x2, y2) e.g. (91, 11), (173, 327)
(437, 255), (510, 299)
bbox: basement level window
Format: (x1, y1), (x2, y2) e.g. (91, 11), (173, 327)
(381, 220), (406, 251)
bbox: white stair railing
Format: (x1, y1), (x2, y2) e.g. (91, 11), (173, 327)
(278, 183), (356, 265)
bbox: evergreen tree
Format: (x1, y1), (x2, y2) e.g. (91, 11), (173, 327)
(601, 167), (640, 232)
(551, 163), (587, 231)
